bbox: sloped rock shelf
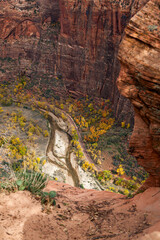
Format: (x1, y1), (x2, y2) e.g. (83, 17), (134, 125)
(41, 109), (101, 190)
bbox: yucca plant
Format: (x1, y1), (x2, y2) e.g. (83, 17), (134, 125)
(15, 170), (48, 195)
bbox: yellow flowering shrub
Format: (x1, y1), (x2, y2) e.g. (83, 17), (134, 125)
(60, 104), (64, 109)
(0, 107), (3, 113)
(9, 137), (27, 160)
(97, 170), (113, 182)
(121, 121), (125, 128)
(22, 154), (47, 172)
(117, 165), (125, 176)
(127, 123), (130, 128)
(82, 161), (95, 172)
(43, 130), (49, 137)
(61, 113), (67, 120)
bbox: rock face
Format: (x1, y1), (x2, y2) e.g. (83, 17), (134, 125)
(42, 109), (101, 190)
(130, 0), (150, 16)
(0, 0), (146, 123)
(58, 0), (127, 97)
(117, 0), (160, 189)
(0, 0), (62, 97)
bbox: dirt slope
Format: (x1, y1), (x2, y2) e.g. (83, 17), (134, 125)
(0, 182), (160, 240)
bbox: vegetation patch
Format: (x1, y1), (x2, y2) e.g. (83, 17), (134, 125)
(0, 76), (148, 196)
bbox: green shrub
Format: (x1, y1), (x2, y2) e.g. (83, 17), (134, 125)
(41, 191), (57, 206)
(15, 170), (48, 195)
(1, 97), (13, 106)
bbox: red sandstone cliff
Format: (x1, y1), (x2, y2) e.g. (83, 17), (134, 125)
(58, 0), (127, 96)
(117, 0), (160, 189)
(0, 0), (60, 96)
(58, 0), (150, 97)
(0, 0), (138, 122)
(0, 0), (154, 123)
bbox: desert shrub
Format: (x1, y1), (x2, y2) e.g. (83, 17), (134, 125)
(15, 170), (48, 194)
(116, 165), (125, 176)
(0, 179), (17, 192)
(9, 137), (27, 160)
(0, 168), (52, 205)
(41, 191), (57, 206)
(81, 160), (95, 173)
(114, 177), (139, 191)
(1, 97), (13, 106)
(0, 137), (5, 147)
(97, 170), (113, 182)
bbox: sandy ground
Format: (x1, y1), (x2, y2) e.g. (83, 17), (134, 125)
(0, 183), (160, 240)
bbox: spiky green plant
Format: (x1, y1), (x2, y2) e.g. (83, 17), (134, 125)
(15, 170), (48, 195)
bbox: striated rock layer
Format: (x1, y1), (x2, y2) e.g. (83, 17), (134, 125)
(0, 0), (61, 97)
(117, 0), (160, 189)
(0, 0), (148, 123)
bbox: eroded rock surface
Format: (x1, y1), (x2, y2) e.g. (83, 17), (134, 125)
(42, 110), (101, 190)
(117, 0), (160, 189)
